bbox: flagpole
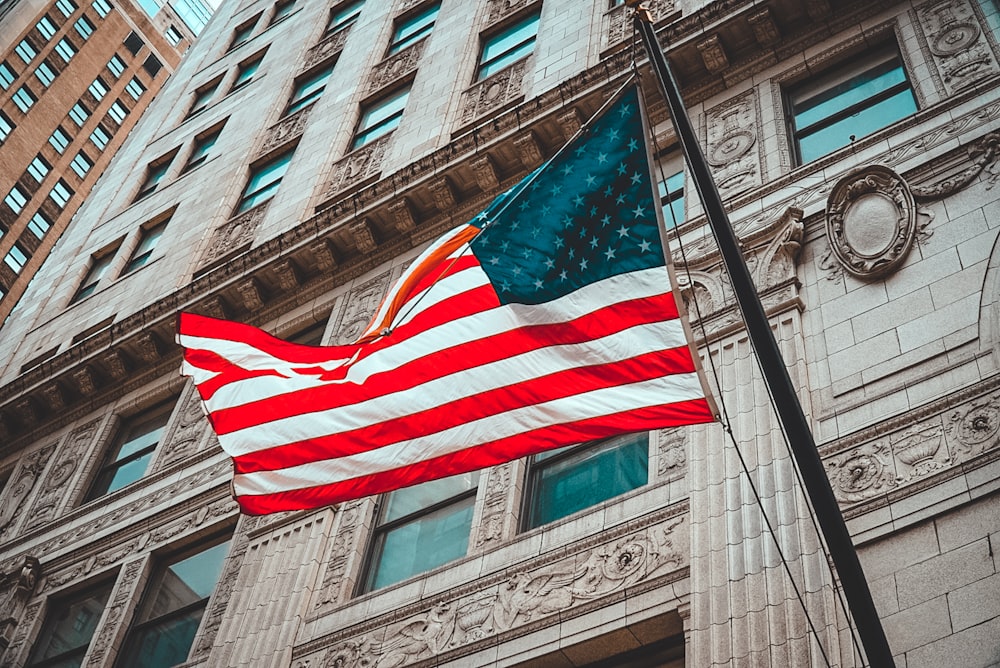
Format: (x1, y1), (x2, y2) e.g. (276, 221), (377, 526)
(630, 7), (895, 668)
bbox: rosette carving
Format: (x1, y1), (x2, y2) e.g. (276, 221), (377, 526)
(947, 393), (1000, 458)
(201, 201), (269, 267)
(916, 0), (998, 94)
(326, 134), (392, 198)
(459, 59), (527, 127)
(825, 442), (896, 503)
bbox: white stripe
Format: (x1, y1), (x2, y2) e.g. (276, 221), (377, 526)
(215, 314), (690, 455)
(232, 371), (704, 495)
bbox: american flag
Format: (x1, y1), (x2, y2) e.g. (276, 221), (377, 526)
(177, 86), (715, 515)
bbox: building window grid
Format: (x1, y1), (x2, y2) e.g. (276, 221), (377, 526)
(270, 0), (296, 25)
(28, 211), (52, 238)
(90, 125), (110, 149)
(4, 244), (29, 274)
(37, 15), (58, 40)
(27, 155), (51, 182)
(25, 582), (113, 668)
(122, 221), (166, 274)
(35, 60), (57, 87)
(71, 151), (92, 177)
(285, 64), (333, 116)
(92, 0), (113, 18)
(85, 399), (173, 500)
(351, 85), (409, 149)
(55, 37), (76, 61)
(187, 79), (219, 117)
(387, 2), (439, 55)
(49, 179), (74, 208)
(228, 17), (258, 51)
(13, 85), (36, 112)
(15, 39), (38, 65)
(230, 54), (264, 93)
(0, 61), (16, 89)
(75, 16), (95, 39)
(107, 54), (126, 78)
(4, 186), (28, 214)
(56, 0), (78, 17)
(72, 246), (116, 302)
(135, 158), (172, 201)
(125, 76), (145, 100)
(166, 25), (183, 46)
(88, 76), (109, 100)
(183, 127), (222, 172)
(108, 100), (128, 124)
(326, 0), (363, 35)
(69, 101), (90, 126)
(0, 112), (14, 143)
(476, 10), (540, 80)
(49, 126), (71, 153)
(237, 147), (294, 213)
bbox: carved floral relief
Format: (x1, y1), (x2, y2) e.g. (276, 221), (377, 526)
(916, 0), (999, 95)
(330, 269), (396, 344)
(459, 59), (527, 127)
(704, 90), (763, 199)
(200, 201), (270, 268)
(24, 420), (102, 531)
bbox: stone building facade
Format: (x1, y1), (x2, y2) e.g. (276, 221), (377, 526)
(0, 0), (201, 326)
(0, 0), (998, 666)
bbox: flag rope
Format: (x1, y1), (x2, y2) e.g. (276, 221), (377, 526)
(629, 21), (850, 668)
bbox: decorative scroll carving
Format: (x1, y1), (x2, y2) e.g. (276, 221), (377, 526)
(326, 134), (392, 198)
(824, 165), (916, 279)
(825, 442), (896, 503)
(473, 463), (512, 549)
(85, 558), (144, 667)
(947, 392), (1000, 458)
(310, 238), (338, 272)
(916, 0), (999, 95)
(102, 350), (130, 380)
(696, 35), (729, 73)
(238, 277), (266, 310)
(459, 59), (527, 127)
(513, 131), (543, 168)
(0, 600), (40, 668)
(470, 156), (500, 192)
(0, 556), (40, 651)
(134, 332), (163, 364)
(484, 0), (537, 27)
(25, 420), (101, 530)
(313, 499), (366, 612)
(350, 219), (378, 253)
(72, 367), (98, 396)
(155, 383), (208, 471)
(389, 199), (416, 233)
(911, 131), (1000, 200)
(754, 207), (803, 289)
(257, 106), (312, 158)
(891, 423), (949, 483)
(747, 8), (780, 46)
(704, 89), (762, 198)
(301, 515), (686, 666)
(429, 177), (456, 210)
(303, 26), (351, 71)
(274, 259), (300, 291)
(331, 270), (394, 344)
(201, 202), (269, 267)
(0, 444), (56, 540)
(656, 428), (687, 480)
(368, 39), (425, 94)
(604, 0), (673, 49)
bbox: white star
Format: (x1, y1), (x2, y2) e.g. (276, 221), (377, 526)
(628, 138), (639, 152)
(562, 164), (573, 176)
(631, 172), (642, 184)
(562, 215), (573, 228)
(638, 239), (652, 252)
(579, 258), (589, 270)
(490, 256), (500, 265)
(500, 240), (510, 252)
(597, 152), (608, 164)
(604, 185), (614, 197)
(568, 248), (575, 259)
(544, 258), (555, 269)
(575, 145), (586, 157)
(550, 184), (562, 196)
(476, 211), (488, 221)
(512, 266), (522, 276)
(519, 199), (531, 211)
(616, 225), (630, 238)
(585, 174), (597, 187)
(601, 214), (612, 227)
(554, 237), (565, 249)
(510, 220), (520, 230)
(617, 162), (627, 176)
(605, 247), (617, 260)
(501, 280), (511, 291)
(573, 194), (586, 207)
(590, 206), (598, 216)
(522, 248), (531, 259)
(559, 269), (568, 281)
(589, 236), (599, 248)
(618, 103), (632, 117)
(608, 128), (620, 141)
(632, 203), (647, 218)
(534, 278), (545, 289)
(541, 205), (551, 216)
(531, 226), (541, 238)
(616, 193), (626, 205)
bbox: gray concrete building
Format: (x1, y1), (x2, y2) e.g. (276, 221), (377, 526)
(0, 0), (998, 666)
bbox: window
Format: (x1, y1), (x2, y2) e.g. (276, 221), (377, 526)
(387, 2), (438, 55)
(4, 244), (28, 274)
(35, 60), (57, 87)
(27, 154), (51, 181)
(56, 0), (78, 17)
(92, 0), (113, 16)
(13, 85), (36, 112)
(186, 79), (219, 117)
(86, 399), (173, 498)
(523, 434), (649, 529)
(182, 126), (221, 172)
(237, 147), (294, 213)
(55, 37), (76, 61)
(49, 126), (71, 152)
(15, 39), (37, 65)
(4, 186), (28, 214)
(108, 99), (128, 123)
(88, 76), (109, 99)
(72, 245), (117, 301)
(228, 17), (257, 51)
(0, 61), (15, 89)
(0, 112), (14, 143)
(90, 125), (110, 149)
(230, 53), (264, 92)
(117, 538), (231, 667)
(28, 211), (52, 238)
(122, 220), (166, 274)
(75, 16), (96, 39)
(126, 76), (146, 99)
(326, 0), (362, 34)
(123, 30), (144, 54)
(362, 472), (479, 592)
(25, 582), (113, 668)
(658, 155), (684, 228)
(71, 151), (92, 177)
(69, 101), (90, 126)
(165, 25), (183, 46)
(37, 15), (58, 40)
(142, 54), (161, 77)
(135, 157), (172, 200)
(107, 53), (126, 77)
(788, 44), (917, 164)
(285, 63), (333, 116)
(270, 0), (295, 25)
(477, 9), (540, 80)
(351, 85), (409, 149)
(49, 179), (74, 208)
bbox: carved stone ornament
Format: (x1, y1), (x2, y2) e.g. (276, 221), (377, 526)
(0, 444), (56, 540)
(473, 463), (512, 548)
(484, 0), (538, 28)
(368, 39), (425, 94)
(891, 422), (949, 483)
(25, 420), (101, 530)
(656, 428), (687, 480)
(604, 0), (674, 50)
(824, 165), (917, 279)
(824, 441), (896, 503)
(459, 59), (527, 127)
(916, 0), (999, 95)
(704, 89), (763, 198)
(155, 382), (209, 471)
(313, 499), (367, 612)
(257, 105), (312, 159)
(326, 134), (392, 199)
(0, 556), (40, 654)
(201, 201), (269, 267)
(330, 269), (395, 344)
(947, 392), (1000, 458)
(303, 26), (351, 71)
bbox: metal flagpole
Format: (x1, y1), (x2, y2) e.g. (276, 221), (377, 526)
(629, 6), (896, 667)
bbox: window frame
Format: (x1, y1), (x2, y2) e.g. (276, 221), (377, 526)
(107, 53), (126, 78)
(230, 51), (265, 93)
(125, 76), (145, 100)
(4, 185), (28, 214)
(386, 1), (439, 55)
(228, 15), (259, 51)
(236, 146), (295, 213)
(13, 84), (37, 112)
(56, 0), (78, 17)
(326, 0), (363, 35)
(15, 39), (38, 65)
(134, 154), (174, 201)
(121, 219), (167, 274)
(27, 154), (51, 182)
(4, 243), (29, 274)
(90, 124), (111, 150)
(75, 15), (96, 40)
(186, 78), (220, 118)
(69, 101), (90, 125)
(49, 125), (71, 153)
(270, 0), (296, 25)
(35, 59), (57, 87)
(37, 15), (58, 40)
(0, 111), (13, 143)
(55, 36), (76, 61)
(0, 61), (16, 89)
(284, 62), (334, 116)
(25, 580), (114, 668)
(49, 178), (74, 208)
(475, 8), (540, 81)
(182, 124), (223, 172)
(72, 244), (118, 302)
(108, 99), (128, 124)
(350, 85), (410, 150)
(70, 150), (93, 177)
(28, 210), (53, 238)
(92, 0), (113, 17)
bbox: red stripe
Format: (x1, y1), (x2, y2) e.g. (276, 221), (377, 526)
(179, 312), (356, 364)
(210, 291), (681, 435)
(234, 398), (714, 514)
(230, 346), (698, 473)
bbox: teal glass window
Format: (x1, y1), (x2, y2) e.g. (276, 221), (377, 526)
(28, 211), (53, 238)
(86, 400), (174, 499)
(72, 247), (117, 301)
(135, 155), (173, 201)
(230, 53), (263, 92)
(789, 45), (917, 164)
(0, 61), (16, 89)
(122, 221), (166, 274)
(116, 538), (231, 668)
(186, 78), (219, 117)
(228, 16), (257, 51)
(524, 433), (649, 529)
(658, 169), (684, 228)
(363, 472), (479, 592)
(477, 10), (539, 80)
(26, 582), (113, 667)
(387, 2), (439, 55)
(237, 147), (295, 212)
(285, 63), (333, 116)
(326, 0), (362, 34)
(183, 126), (222, 172)
(351, 86), (409, 149)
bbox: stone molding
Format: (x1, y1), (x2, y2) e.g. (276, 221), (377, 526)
(23, 419), (103, 532)
(84, 557), (147, 667)
(302, 25), (350, 71)
(325, 133), (393, 200)
(368, 39), (425, 94)
(0, 556), (40, 653)
(293, 504), (688, 667)
(603, 0), (674, 52)
(311, 499), (373, 615)
(329, 267), (399, 344)
(702, 88), (763, 199)
(914, 0), (1000, 95)
(255, 105), (313, 160)
(483, 0), (540, 29)
(199, 201), (270, 269)
(459, 58), (528, 128)
(152, 381), (212, 472)
(0, 444), (56, 542)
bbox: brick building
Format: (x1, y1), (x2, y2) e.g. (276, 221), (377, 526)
(0, 0), (202, 325)
(0, 0), (998, 666)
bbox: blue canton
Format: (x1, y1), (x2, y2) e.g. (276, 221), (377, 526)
(469, 87), (663, 306)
